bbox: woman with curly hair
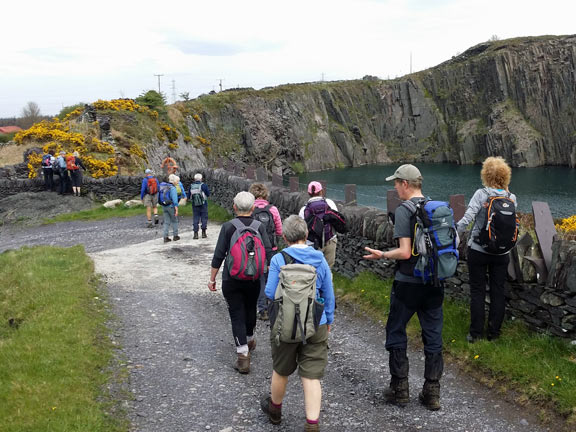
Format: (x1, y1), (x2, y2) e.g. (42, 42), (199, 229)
(456, 157), (517, 343)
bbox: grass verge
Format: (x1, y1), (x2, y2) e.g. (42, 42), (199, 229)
(43, 199), (233, 224)
(0, 246), (128, 432)
(334, 272), (576, 425)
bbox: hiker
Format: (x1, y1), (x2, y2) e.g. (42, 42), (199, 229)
(248, 182), (283, 321)
(207, 191), (273, 374)
(260, 215), (334, 432)
(298, 181), (339, 268)
(189, 173), (210, 239)
(55, 151), (70, 195)
(457, 156), (518, 343)
(41, 150), (55, 191)
(160, 156), (179, 176)
(159, 174), (181, 243)
(172, 175), (186, 205)
(140, 169), (159, 227)
(68, 151), (87, 197)
(363, 164), (444, 411)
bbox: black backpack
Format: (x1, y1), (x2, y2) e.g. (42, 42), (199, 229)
(475, 191), (519, 254)
(252, 204), (275, 248)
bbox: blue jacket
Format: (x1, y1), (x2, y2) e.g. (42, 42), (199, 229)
(265, 244), (335, 325)
(188, 181), (210, 205)
(140, 175), (158, 199)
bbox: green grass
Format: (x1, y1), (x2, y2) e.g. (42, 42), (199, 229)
(334, 272), (576, 423)
(43, 199), (233, 224)
(0, 246), (127, 432)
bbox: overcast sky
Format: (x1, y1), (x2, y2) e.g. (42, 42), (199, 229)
(1, 0), (573, 118)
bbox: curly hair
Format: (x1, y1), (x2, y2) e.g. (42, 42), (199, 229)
(248, 182), (269, 200)
(481, 156), (511, 189)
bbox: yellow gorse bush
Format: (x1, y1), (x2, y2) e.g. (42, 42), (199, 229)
(92, 99), (158, 119)
(555, 215), (576, 233)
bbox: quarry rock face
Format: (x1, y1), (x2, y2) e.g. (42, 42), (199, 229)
(187, 35), (576, 172)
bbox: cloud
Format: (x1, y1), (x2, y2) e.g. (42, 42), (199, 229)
(165, 37), (283, 57)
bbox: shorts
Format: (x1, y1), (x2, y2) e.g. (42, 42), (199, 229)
(143, 193), (158, 207)
(271, 324), (328, 379)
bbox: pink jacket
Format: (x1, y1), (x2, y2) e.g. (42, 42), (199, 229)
(254, 199), (283, 237)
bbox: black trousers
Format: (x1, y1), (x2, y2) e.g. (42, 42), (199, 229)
(222, 279), (260, 347)
(467, 248), (509, 339)
(43, 168), (54, 191)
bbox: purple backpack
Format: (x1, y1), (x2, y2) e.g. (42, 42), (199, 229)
(304, 199), (333, 249)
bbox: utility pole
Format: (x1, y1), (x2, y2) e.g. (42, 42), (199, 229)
(154, 74), (164, 93)
(171, 80), (177, 103)
(321, 72), (325, 82)
(410, 52), (413, 74)
(218, 79), (224, 92)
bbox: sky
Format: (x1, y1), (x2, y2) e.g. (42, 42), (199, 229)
(1, 0), (574, 118)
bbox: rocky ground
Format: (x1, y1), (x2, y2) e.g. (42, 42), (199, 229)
(0, 200), (555, 432)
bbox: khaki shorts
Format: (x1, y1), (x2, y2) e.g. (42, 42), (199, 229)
(143, 193), (158, 207)
(271, 324), (328, 379)
(321, 236), (337, 268)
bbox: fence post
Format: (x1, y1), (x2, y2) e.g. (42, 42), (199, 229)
(449, 194), (466, 223)
(387, 189), (401, 216)
(289, 177), (299, 192)
(345, 184), (357, 206)
(245, 166), (255, 179)
(272, 173), (283, 187)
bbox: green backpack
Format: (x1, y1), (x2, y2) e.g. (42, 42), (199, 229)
(189, 183), (205, 206)
(269, 252), (324, 345)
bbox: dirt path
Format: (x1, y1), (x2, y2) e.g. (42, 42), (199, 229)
(85, 221), (549, 432)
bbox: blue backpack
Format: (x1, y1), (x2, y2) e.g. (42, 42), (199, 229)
(400, 199), (459, 286)
(158, 182), (173, 206)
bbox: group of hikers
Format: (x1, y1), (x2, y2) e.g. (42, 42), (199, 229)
(198, 156), (518, 431)
(41, 149), (87, 196)
(140, 169), (211, 242)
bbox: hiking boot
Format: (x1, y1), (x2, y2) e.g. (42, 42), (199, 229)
(258, 310), (269, 321)
(419, 380), (441, 411)
(260, 395), (282, 425)
(147, 221), (153, 228)
(154, 216), (159, 225)
(234, 353), (250, 374)
(466, 333), (481, 343)
(304, 422), (320, 432)
(248, 339), (256, 352)
(202, 229), (207, 238)
(384, 377), (409, 407)
(164, 237), (171, 243)
(193, 231), (199, 240)
(173, 235), (180, 241)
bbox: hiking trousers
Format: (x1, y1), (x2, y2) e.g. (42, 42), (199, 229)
(192, 204), (208, 232)
(222, 279), (260, 347)
(385, 280), (444, 354)
(467, 248), (509, 339)
(43, 168), (54, 191)
(162, 206), (178, 237)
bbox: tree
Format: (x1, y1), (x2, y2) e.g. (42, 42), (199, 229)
(179, 92), (190, 102)
(135, 90), (166, 112)
(489, 35), (500, 42)
(20, 101), (42, 128)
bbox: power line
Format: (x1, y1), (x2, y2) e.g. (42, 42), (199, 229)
(154, 74), (164, 93)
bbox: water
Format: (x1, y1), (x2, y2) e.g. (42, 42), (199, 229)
(296, 163), (576, 218)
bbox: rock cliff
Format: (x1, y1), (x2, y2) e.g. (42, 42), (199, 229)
(185, 35), (576, 172)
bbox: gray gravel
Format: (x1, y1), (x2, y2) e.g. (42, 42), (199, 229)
(0, 214), (555, 432)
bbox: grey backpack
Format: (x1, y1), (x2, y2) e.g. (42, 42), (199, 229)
(269, 251), (324, 345)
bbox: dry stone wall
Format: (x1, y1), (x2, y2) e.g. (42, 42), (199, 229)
(2, 169), (575, 339)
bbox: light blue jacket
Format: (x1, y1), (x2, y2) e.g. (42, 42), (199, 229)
(265, 244), (335, 325)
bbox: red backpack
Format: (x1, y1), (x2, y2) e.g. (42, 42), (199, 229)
(225, 219), (266, 281)
(66, 155), (78, 170)
(146, 177), (158, 195)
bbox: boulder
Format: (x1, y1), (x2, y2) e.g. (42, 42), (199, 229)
(103, 199), (123, 208)
(125, 199), (144, 208)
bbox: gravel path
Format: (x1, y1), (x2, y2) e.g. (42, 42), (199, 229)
(1, 216), (552, 431)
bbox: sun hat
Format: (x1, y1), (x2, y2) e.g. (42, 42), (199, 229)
(385, 164), (422, 182)
(307, 181), (323, 194)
